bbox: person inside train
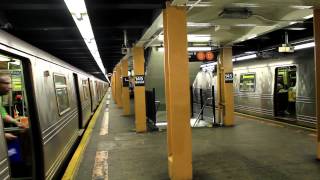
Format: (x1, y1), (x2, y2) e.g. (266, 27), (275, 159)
(286, 80), (296, 115)
(0, 73), (25, 140)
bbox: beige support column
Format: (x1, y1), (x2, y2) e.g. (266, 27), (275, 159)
(115, 64), (122, 107)
(217, 47), (234, 126)
(163, 5), (192, 180)
(121, 59), (130, 115)
(133, 47), (147, 132)
(314, 9), (320, 159)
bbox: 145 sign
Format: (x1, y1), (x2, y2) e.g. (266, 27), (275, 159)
(225, 72), (233, 83)
(135, 75), (145, 86)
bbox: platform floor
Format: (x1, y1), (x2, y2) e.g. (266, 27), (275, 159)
(75, 96), (320, 180)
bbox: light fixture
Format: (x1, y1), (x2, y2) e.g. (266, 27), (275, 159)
(157, 46), (212, 52)
(187, 22), (215, 27)
(188, 47), (211, 51)
(294, 42), (315, 50)
(64, 0), (106, 76)
(0, 54), (11, 62)
(158, 34), (211, 42)
(303, 14), (313, 19)
(234, 54), (257, 61)
(247, 34), (257, 40)
(290, 5), (313, 10)
(234, 24), (256, 27)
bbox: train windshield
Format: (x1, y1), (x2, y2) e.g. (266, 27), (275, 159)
(0, 53), (34, 179)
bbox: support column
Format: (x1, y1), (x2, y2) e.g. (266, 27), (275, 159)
(217, 47), (234, 126)
(115, 64), (123, 108)
(314, 9), (320, 159)
(133, 47), (147, 132)
(163, 5), (192, 180)
(121, 59), (130, 115)
(112, 70), (116, 103)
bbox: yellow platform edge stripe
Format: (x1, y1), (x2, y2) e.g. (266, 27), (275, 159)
(235, 112), (316, 132)
(62, 93), (108, 180)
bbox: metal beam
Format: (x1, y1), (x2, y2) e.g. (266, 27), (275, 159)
(0, 3), (162, 10)
(15, 25), (147, 31)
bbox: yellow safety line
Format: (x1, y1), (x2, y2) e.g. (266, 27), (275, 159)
(62, 93), (108, 180)
(235, 112), (316, 132)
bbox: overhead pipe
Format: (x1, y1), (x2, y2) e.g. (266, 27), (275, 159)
(123, 30), (128, 48)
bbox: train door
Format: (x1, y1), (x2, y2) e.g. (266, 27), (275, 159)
(0, 52), (38, 179)
(88, 79), (95, 112)
(0, 118), (10, 179)
(274, 66), (297, 119)
(73, 73), (82, 129)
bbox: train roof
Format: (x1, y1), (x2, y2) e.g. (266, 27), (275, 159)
(0, 30), (107, 82)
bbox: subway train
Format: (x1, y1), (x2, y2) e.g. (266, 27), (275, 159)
(193, 43), (315, 128)
(0, 30), (108, 180)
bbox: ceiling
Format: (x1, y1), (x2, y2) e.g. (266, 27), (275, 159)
(0, 0), (320, 80)
(0, 0), (164, 80)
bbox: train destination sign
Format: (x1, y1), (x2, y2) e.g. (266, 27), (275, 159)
(122, 76), (129, 87)
(225, 72), (233, 83)
(135, 75), (145, 86)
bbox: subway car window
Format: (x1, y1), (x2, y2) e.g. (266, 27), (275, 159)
(0, 53), (34, 178)
(54, 74), (70, 115)
(82, 79), (89, 100)
(239, 73), (256, 92)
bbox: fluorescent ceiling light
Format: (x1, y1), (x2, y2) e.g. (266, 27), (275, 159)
(64, 0), (106, 75)
(187, 22), (215, 27)
(158, 34), (211, 42)
(0, 54), (11, 62)
(188, 47), (211, 51)
(247, 34), (257, 40)
(186, 1), (213, 7)
(234, 24), (256, 27)
(294, 42), (315, 50)
(231, 3), (260, 8)
(234, 54), (257, 61)
(290, 5), (312, 9)
(289, 22), (298, 25)
(158, 46), (211, 52)
(285, 27), (306, 31)
(303, 14), (313, 19)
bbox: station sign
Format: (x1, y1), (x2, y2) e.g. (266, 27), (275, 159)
(122, 76), (129, 87)
(225, 72), (233, 83)
(135, 75), (145, 86)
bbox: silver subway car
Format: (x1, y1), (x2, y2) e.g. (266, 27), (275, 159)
(0, 30), (108, 179)
(233, 48), (315, 127)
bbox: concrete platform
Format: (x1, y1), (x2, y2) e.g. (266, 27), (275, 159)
(75, 98), (320, 180)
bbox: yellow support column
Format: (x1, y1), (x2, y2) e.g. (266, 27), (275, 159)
(121, 59), (130, 115)
(217, 47), (234, 126)
(163, 5), (192, 180)
(112, 70), (116, 103)
(163, 8), (173, 178)
(115, 64), (123, 107)
(133, 47), (147, 132)
(314, 9), (320, 159)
